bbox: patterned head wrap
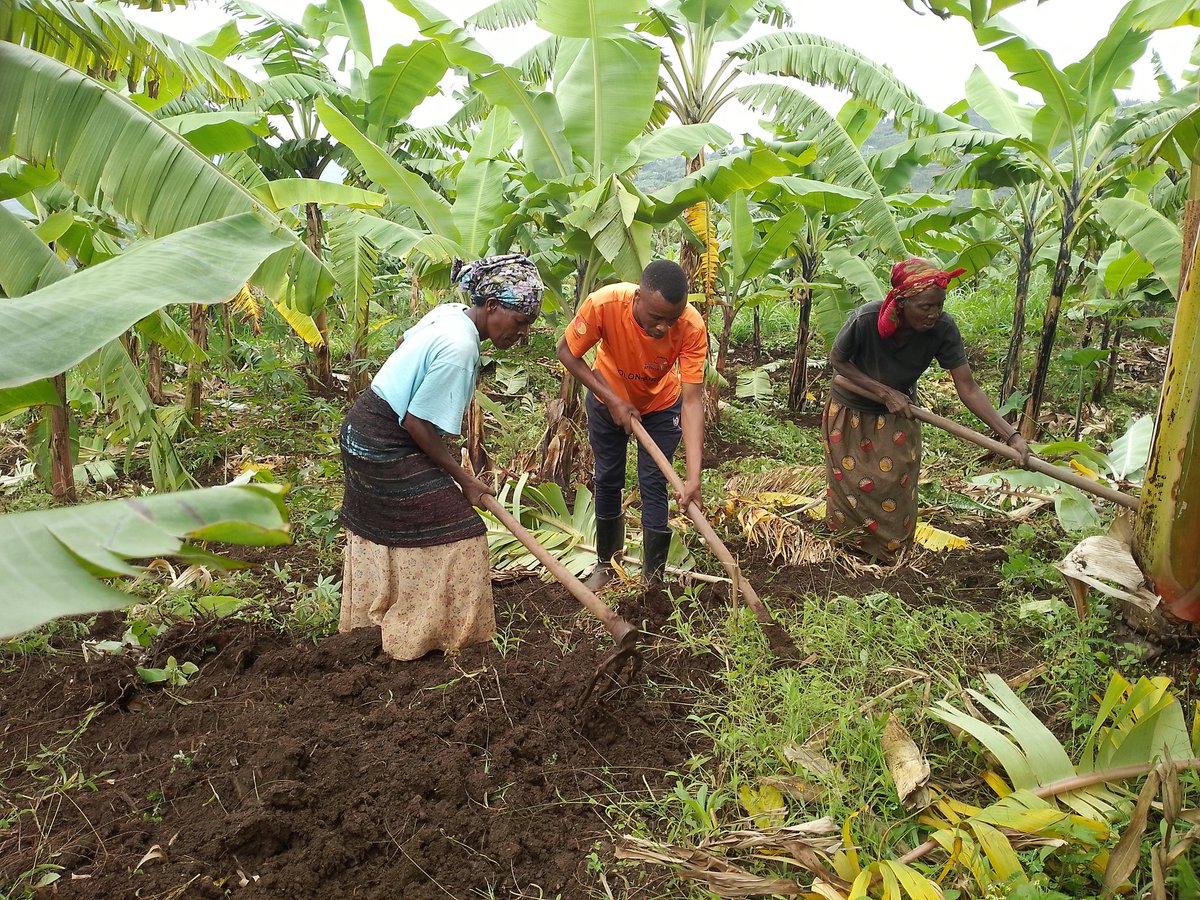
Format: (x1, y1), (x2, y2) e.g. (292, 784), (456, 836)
(877, 257), (965, 339)
(452, 253), (544, 318)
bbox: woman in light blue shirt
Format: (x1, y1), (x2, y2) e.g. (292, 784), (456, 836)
(337, 254), (543, 660)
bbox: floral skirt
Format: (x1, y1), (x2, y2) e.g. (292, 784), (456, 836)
(339, 531), (494, 660)
(821, 398), (921, 561)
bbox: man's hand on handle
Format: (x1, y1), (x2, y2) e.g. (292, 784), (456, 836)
(607, 398), (641, 434)
(676, 475), (703, 513)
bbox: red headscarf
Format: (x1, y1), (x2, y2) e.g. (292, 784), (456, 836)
(877, 258), (965, 339)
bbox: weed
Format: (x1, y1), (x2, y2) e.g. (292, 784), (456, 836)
(492, 601), (528, 657)
(171, 750), (194, 772)
(137, 655), (199, 687)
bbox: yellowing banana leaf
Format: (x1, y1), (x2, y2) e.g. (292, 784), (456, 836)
(882, 715), (931, 810)
(849, 861), (942, 899)
(912, 523), (969, 551)
(738, 783), (785, 829)
(271, 298), (323, 347)
(1069, 458), (1100, 479)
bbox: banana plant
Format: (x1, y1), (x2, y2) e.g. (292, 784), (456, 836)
(0, 212), (297, 637)
(1134, 187), (1200, 622)
(746, 162), (889, 411)
(715, 179), (874, 413)
(389, 0), (816, 484)
(0, 0), (260, 103)
(925, 0), (1200, 440)
(925, 150), (1060, 401)
(0, 479), (290, 639)
(467, 0), (954, 272)
(0, 42), (333, 312)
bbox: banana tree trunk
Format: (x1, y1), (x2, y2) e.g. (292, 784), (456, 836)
(1019, 187), (1077, 440)
(710, 297), (736, 425)
(304, 202), (333, 391)
(185, 304), (208, 428)
(464, 394), (490, 477)
(1103, 326), (1121, 397)
(47, 373), (75, 503)
(146, 340), (165, 404)
(787, 259), (817, 412)
(219, 303), (234, 373)
(410, 271), (421, 315)
(538, 371), (582, 487)
(121, 330), (140, 368)
(1001, 222), (1036, 404)
(679, 152), (706, 294)
(752, 306), (761, 361)
(348, 301), (369, 400)
(1133, 189), (1200, 622)
(1092, 317), (1113, 404)
(539, 256), (593, 486)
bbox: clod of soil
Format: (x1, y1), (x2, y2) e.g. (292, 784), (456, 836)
(0, 579), (717, 899)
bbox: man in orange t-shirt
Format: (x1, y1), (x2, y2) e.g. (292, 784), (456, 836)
(556, 260), (708, 587)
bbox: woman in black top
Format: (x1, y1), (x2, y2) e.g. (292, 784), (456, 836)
(823, 258), (1030, 561)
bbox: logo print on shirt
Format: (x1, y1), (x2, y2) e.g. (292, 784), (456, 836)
(574, 318), (588, 335)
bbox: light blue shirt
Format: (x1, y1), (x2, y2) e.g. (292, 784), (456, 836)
(370, 303), (480, 435)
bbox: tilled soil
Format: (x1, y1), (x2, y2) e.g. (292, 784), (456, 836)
(1, 579), (718, 899)
(7, 518), (1187, 898)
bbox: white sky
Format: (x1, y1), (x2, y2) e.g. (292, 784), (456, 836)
(131, 0), (1199, 135)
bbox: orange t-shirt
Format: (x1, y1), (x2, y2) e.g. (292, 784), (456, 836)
(563, 283), (708, 414)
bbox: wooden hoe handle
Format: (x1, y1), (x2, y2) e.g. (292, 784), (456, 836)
(628, 420), (775, 625)
(830, 375), (1140, 511)
(479, 494), (636, 644)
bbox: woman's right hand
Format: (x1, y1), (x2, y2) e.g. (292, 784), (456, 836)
(460, 475), (494, 508)
(882, 388), (913, 418)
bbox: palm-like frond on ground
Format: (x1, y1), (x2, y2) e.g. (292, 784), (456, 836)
(931, 672), (1194, 819)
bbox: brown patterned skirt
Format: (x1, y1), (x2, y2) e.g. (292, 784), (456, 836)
(821, 398), (921, 561)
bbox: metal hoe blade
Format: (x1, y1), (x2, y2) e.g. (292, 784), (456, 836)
(576, 624), (643, 710)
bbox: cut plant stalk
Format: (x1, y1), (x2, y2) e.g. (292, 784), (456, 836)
(1134, 216), (1200, 622)
(831, 376), (1140, 510)
(478, 494), (642, 708)
(628, 420), (801, 658)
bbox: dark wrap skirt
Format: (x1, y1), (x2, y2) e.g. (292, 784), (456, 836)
(339, 389), (485, 548)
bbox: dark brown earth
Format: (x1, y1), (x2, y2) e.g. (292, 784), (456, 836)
(1, 576), (720, 899)
(4, 520), (1194, 898)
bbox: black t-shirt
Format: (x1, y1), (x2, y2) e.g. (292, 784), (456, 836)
(830, 300), (969, 413)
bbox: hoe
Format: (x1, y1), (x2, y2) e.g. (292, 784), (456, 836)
(630, 421), (801, 658)
(831, 375), (1140, 510)
(479, 494), (643, 708)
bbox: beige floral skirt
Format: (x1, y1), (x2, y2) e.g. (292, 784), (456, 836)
(339, 531), (494, 661)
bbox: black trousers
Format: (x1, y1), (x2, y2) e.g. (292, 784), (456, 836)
(586, 392), (682, 532)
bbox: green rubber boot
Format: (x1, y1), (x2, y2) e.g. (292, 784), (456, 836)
(642, 528), (672, 586)
(585, 516), (624, 590)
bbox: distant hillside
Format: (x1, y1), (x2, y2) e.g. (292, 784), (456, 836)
(632, 109), (997, 195)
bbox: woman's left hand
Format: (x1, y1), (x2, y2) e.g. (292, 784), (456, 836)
(460, 475), (495, 507)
